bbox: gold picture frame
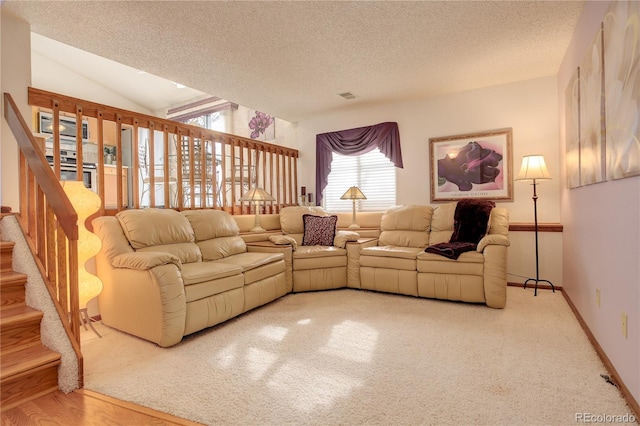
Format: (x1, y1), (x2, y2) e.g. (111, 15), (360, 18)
(429, 128), (513, 202)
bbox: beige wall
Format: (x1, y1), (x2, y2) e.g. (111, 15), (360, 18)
(558, 0), (640, 405)
(1, 9), (32, 210)
(295, 76), (563, 287)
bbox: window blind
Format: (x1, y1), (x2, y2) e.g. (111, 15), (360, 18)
(323, 148), (396, 212)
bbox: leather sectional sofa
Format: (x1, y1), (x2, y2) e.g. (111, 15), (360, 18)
(92, 202), (509, 346)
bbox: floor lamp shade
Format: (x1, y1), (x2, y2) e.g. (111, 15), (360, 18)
(340, 186), (366, 229)
(239, 187), (275, 232)
(61, 181), (102, 308)
(516, 154), (554, 296)
(516, 155), (551, 181)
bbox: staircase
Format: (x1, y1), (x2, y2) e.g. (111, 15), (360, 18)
(0, 237), (61, 411)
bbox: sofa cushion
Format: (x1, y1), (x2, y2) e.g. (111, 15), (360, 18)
(218, 252), (285, 285)
(216, 252), (284, 272)
(429, 202), (456, 245)
(293, 246), (347, 258)
(302, 214), (338, 246)
(197, 237), (248, 261)
(181, 261), (243, 285)
(487, 207), (510, 236)
(379, 205), (433, 248)
(182, 210), (241, 240)
(116, 209), (201, 263)
(280, 206), (329, 235)
(182, 210), (247, 260)
(361, 246), (424, 259)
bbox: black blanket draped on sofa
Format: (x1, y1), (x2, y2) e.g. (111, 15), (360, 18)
(425, 199), (495, 259)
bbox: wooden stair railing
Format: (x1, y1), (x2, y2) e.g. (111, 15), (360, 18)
(0, 239), (63, 411)
(3, 93), (83, 387)
(28, 87), (300, 214)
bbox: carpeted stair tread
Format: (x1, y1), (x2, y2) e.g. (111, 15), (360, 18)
(0, 344), (61, 380)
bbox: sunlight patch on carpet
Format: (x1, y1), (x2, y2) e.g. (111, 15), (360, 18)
(267, 359), (364, 412)
(320, 320), (378, 363)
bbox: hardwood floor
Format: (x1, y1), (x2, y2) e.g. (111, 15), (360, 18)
(1, 389), (203, 426)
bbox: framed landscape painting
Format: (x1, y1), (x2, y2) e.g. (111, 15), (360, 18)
(429, 128), (513, 202)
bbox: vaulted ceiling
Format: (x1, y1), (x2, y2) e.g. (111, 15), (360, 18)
(4, 1), (585, 122)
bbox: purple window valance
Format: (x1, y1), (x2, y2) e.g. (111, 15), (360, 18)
(315, 122), (403, 205)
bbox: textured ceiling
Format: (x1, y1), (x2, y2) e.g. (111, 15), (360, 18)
(4, 1), (585, 122)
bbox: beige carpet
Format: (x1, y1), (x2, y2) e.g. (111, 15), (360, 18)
(81, 287), (634, 425)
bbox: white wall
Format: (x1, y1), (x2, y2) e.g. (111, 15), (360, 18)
(296, 76), (563, 286)
(1, 9), (32, 211)
(558, 0), (640, 405)
(31, 51), (152, 115)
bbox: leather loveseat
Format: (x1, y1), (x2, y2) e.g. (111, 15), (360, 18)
(358, 203), (510, 308)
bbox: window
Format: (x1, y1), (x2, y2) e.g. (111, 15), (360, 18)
(323, 148), (396, 212)
(181, 112), (225, 132)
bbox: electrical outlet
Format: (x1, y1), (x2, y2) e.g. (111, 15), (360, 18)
(596, 288), (601, 307)
(621, 313), (628, 339)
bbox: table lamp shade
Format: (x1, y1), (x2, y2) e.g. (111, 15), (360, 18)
(239, 187), (275, 202)
(516, 155), (551, 181)
(340, 186), (367, 200)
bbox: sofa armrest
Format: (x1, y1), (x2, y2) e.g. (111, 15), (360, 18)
(334, 230), (360, 248)
(111, 251), (182, 270)
(98, 262), (186, 347)
(477, 234), (510, 252)
(482, 244), (508, 308)
(268, 235), (298, 250)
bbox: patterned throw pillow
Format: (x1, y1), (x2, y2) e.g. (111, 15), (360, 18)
(302, 214), (338, 246)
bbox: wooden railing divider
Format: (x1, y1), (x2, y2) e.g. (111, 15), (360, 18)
(27, 87), (299, 214)
(3, 92), (84, 386)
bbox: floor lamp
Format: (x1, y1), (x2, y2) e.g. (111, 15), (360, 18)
(340, 186), (367, 229)
(516, 155), (554, 296)
(239, 187), (275, 232)
(62, 181), (103, 337)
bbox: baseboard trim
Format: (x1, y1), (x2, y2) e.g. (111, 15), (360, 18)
(561, 290), (640, 420)
(76, 389), (203, 425)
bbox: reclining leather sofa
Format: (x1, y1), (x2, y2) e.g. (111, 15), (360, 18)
(92, 209), (287, 347)
(358, 203), (509, 308)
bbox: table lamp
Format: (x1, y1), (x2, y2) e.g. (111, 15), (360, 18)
(340, 186), (367, 229)
(239, 187), (275, 232)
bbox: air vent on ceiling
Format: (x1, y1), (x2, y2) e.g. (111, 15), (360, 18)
(338, 92), (357, 100)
